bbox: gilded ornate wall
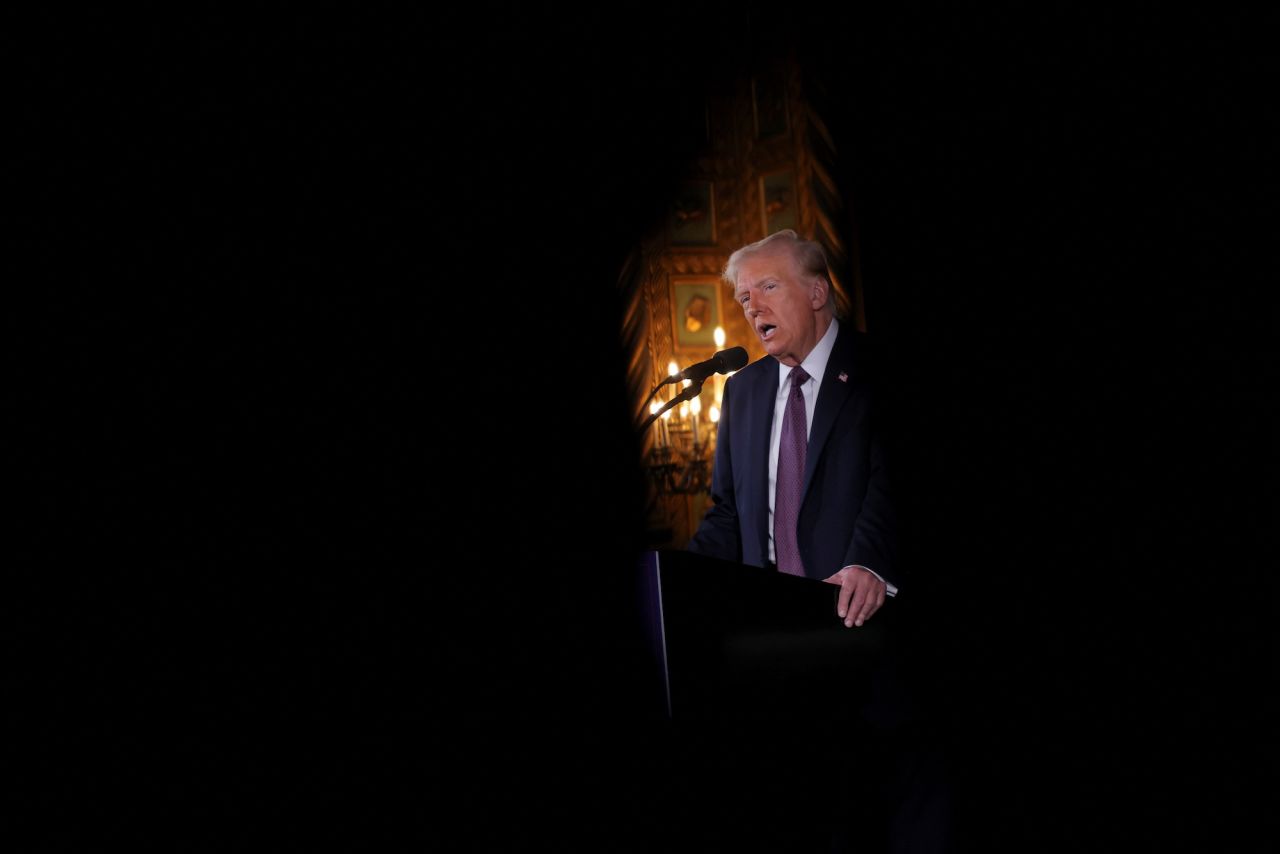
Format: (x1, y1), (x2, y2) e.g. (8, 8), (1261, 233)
(619, 55), (864, 549)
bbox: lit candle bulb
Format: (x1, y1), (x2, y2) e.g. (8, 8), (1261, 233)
(713, 326), (726, 349)
(690, 395), (702, 445)
(660, 407), (672, 446)
(709, 405), (720, 424)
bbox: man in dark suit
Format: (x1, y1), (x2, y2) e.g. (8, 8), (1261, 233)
(689, 229), (897, 629)
(687, 230), (948, 852)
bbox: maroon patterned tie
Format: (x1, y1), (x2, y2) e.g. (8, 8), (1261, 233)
(774, 366), (809, 576)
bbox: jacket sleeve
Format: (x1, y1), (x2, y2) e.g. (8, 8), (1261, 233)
(687, 377), (743, 563)
(842, 383), (899, 589)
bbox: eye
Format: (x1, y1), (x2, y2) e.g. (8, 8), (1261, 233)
(739, 295), (750, 306)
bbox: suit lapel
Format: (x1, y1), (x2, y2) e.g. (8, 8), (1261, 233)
(748, 364), (779, 560)
(802, 330), (858, 497)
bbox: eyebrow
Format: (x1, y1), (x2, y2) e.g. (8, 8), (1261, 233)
(738, 277), (776, 294)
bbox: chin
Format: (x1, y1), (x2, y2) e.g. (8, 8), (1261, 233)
(764, 343), (789, 361)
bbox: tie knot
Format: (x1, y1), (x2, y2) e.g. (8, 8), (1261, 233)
(790, 367), (810, 387)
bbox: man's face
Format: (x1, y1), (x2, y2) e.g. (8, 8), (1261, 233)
(733, 246), (828, 367)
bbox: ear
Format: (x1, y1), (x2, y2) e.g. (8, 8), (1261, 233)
(810, 276), (830, 310)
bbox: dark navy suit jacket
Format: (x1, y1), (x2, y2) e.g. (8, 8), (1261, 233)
(689, 326), (899, 589)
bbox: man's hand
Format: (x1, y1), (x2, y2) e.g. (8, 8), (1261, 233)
(823, 565), (886, 628)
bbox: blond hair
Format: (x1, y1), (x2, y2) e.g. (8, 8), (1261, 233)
(723, 229), (834, 313)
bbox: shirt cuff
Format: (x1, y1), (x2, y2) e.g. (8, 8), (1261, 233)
(845, 564), (897, 597)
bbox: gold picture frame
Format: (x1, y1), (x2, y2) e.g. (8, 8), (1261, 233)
(670, 275), (723, 352)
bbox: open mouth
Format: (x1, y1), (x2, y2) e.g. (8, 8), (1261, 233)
(759, 323), (777, 340)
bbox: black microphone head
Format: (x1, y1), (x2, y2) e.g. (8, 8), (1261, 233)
(717, 346), (748, 372)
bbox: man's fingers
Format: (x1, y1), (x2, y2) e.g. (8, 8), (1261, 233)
(841, 582), (867, 626)
(836, 575), (857, 616)
(839, 577), (887, 627)
(832, 568), (889, 627)
(856, 590), (884, 626)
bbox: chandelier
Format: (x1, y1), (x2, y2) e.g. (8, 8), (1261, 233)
(641, 328), (734, 496)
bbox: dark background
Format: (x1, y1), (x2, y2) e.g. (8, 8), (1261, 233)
(20, 7), (1272, 850)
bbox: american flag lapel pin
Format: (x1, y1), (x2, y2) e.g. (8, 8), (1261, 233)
(838, 371), (848, 383)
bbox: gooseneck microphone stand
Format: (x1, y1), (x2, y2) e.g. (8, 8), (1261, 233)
(639, 379), (706, 434)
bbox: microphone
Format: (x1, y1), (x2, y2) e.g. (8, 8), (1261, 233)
(661, 346), (748, 385)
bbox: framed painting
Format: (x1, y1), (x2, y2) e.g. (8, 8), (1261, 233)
(670, 276), (722, 352)
(760, 170), (798, 234)
(669, 181), (716, 247)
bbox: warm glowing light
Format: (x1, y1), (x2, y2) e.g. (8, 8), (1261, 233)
(679, 401), (689, 419)
(660, 408), (672, 421)
(714, 326), (726, 348)
(690, 396), (702, 416)
(709, 405), (720, 423)
(651, 401), (668, 447)
(668, 361), (680, 377)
